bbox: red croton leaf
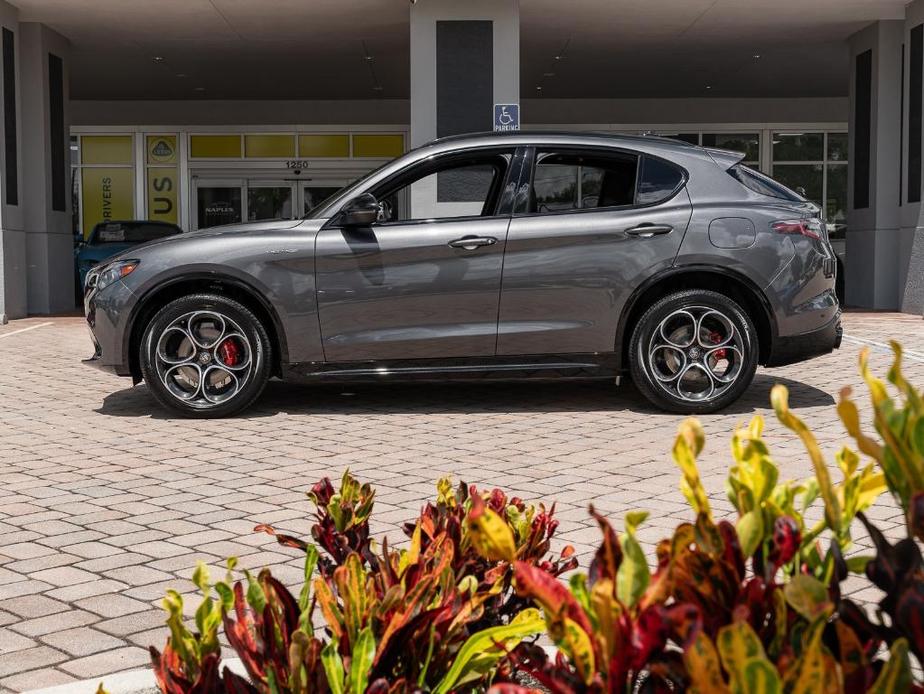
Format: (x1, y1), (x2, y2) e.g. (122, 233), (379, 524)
(253, 523), (309, 551)
(588, 505), (622, 586)
(513, 560), (593, 635)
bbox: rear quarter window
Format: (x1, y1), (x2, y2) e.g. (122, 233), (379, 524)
(636, 156), (685, 205)
(728, 164), (803, 201)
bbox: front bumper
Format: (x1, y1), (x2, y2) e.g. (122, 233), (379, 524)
(765, 312), (842, 368)
(84, 279), (136, 377)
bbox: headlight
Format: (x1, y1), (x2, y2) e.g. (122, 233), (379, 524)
(86, 260), (139, 291)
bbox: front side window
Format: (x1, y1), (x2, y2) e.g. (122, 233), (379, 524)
(372, 151), (512, 223)
(531, 151), (638, 213)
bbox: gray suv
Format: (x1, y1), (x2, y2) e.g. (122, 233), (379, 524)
(84, 132), (841, 418)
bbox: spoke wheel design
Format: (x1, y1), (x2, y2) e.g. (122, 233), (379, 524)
(646, 305), (746, 404)
(153, 310), (254, 409)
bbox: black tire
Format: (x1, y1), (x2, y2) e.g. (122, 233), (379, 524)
(140, 293), (272, 418)
(628, 289), (758, 414)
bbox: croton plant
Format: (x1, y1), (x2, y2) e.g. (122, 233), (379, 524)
(116, 342), (923, 694)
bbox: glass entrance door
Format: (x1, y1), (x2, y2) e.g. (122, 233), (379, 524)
(196, 179), (243, 229)
(192, 176), (354, 230)
(299, 182), (344, 216)
(247, 180), (294, 221)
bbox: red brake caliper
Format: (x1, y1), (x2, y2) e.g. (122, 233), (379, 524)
(710, 331), (726, 360)
(217, 338), (241, 367)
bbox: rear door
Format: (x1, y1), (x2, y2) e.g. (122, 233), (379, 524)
(496, 147), (693, 355)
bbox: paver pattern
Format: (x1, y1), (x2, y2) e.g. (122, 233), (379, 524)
(0, 312), (922, 691)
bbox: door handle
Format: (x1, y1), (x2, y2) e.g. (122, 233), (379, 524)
(448, 235), (498, 250)
(625, 224), (673, 238)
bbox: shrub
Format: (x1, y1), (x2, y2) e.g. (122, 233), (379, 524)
(140, 342), (924, 694)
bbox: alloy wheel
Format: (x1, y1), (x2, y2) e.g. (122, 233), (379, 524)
(153, 310), (253, 409)
(645, 306), (746, 403)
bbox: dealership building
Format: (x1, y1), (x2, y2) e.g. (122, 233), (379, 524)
(0, 0), (921, 322)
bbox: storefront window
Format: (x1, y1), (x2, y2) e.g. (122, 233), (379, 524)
(72, 134), (136, 239)
(703, 133), (760, 165)
(771, 131), (847, 240)
(771, 163), (823, 202)
(773, 132), (824, 162)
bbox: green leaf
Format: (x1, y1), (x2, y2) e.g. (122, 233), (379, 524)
(736, 510), (764, 558)
(321, 639), (345, 694)
(783, 574), (831, 621)
(431, 608), (545, 694)
(868, 638), (912, 693)
(717, 619), (781, 694)
(845, 555), (873, 574)
(348, 627), (375, 694)
(617, 511), (650, 608)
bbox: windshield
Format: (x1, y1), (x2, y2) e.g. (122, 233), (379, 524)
(90, 222), (181, 245)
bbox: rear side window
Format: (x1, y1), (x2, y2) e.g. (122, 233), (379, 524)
(637, 156), (685, 205)
(531, 151), (638, 212)
(728, 164), (803, 201)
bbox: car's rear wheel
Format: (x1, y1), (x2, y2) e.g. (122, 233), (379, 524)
(629, 289), (758, 414)
(140, 294), (271, 418)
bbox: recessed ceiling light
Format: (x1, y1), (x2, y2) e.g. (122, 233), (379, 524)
(753, 54), (761, 59)
(706, 85), (712, 90)
(152, 56), (165, 63)
(554, 55), (561, 60)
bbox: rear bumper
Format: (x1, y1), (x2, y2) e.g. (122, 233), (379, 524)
(765, 312), (842, 368)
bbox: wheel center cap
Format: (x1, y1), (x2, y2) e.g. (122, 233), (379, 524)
(198, 352), (212, 365)
(688, 347), (702, 361)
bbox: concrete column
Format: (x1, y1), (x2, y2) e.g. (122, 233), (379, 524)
(846, 20), (905, 310)
(408, 0), (519, 218)
(19, 22), (73, 315)
(0, 0), (22, 323)
(409, 0), (519, 148)
(903, 0), (924, 314)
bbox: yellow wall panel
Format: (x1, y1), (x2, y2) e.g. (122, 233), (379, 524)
(190, 135), (242, 158)
(81, 135), (133, 165)
(352, 134), (404, 158)
(81, 168), (134, 237)
(298, 134), (350, 158)
(245, 134), (295, 158)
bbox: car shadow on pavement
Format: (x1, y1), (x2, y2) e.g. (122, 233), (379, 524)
(96, 372), (834, 419)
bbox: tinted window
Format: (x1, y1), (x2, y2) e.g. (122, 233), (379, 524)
(728, 164), (803, 202)
(531, 151), (637, 213)
(637, 156), (684, 205)
(373, 152), (511, 223)
(91, 222), (180, 245)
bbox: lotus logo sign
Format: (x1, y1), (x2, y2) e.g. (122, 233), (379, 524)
(147, 135), (178, 164)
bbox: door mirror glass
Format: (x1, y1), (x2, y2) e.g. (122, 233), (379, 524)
(341, 193), (379, 227)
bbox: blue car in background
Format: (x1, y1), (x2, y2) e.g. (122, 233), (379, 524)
(76, 220), (182, 290)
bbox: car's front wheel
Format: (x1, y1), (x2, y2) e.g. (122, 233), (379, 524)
(140, 294), (271, 418)
(629, 289), (758, 414)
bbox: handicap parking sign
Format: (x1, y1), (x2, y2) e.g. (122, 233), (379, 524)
(494, 104), (520, 131)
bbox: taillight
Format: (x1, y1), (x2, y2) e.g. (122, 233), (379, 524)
(772, 219), (822, 240)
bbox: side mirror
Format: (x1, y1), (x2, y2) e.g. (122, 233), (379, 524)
(341, 193), (379, 227)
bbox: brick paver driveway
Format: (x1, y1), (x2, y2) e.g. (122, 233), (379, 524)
(0, 312), (922, 690)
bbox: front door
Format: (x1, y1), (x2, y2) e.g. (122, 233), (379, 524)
(315, 147), (519, 362)
(497, 147), (693, 355)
